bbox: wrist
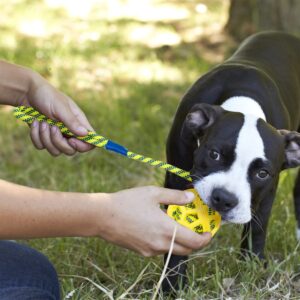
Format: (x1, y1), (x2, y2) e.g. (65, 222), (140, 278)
(0, 61), (38, 106)
(85, 192), (113, 238)
(10, 66), (42, 107)
(24, 70), (45, 106)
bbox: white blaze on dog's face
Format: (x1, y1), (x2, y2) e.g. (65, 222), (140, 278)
(184, 97), (287, 224)
(195, 114), (265, 223)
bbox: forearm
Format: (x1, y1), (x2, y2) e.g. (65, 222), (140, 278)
(0, 179), (108, 239)
(0, 60), (38, 106)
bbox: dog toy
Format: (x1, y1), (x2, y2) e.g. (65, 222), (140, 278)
(14, 106), (192, 181)
(13, 106), (221, 236)
(167, 189), (221, 236)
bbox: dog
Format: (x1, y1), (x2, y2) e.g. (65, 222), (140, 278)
(162, 31), (300, 293)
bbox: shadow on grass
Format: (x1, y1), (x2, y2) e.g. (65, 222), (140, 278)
(1, 1), (300, 299)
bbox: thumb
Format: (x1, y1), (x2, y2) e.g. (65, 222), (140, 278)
(156, 188), (195, 206)
(55, 102), (89, 137)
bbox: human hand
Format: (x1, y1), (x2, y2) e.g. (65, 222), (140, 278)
(97, 186), (211, 257)
(23, 72), (94, 156)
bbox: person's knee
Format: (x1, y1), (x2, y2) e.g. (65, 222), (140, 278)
(0, 241), (60, 299)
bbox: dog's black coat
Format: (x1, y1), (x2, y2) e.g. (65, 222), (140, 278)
(162, 31), (300, 293)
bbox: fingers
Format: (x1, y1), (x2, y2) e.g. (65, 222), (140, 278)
(30, 120), (44, 150)
(140, 215), (212, 257)
(140, 242), (193, 257)
(27, 79), (94, 147)
(171, 244), (193, 256)
(68, 100), (94, 132)
(50, 126), (76, 155)
(54, 98), (93, 137)
(30, 122), (77, 156)
(55, 103), (87, 136)
(39, 122), (61, 156)
(174, 224), (212, 250)
(30, 121), (94, 156)
(139, 225), (211, 257)
(68, 138), (94, 153)
(162, 214), (211, 251)
(52, 99), (95, 153)
(148, 186), (195, 205)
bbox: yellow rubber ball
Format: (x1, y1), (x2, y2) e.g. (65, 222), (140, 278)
(167, 188), (221, 236)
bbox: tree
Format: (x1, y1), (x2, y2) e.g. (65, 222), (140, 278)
(225, 0), (300, 41)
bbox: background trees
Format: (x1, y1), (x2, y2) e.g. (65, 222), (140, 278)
(226, 0), (300, 40)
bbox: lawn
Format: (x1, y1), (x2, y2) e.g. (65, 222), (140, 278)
(1, 0), (300, 299)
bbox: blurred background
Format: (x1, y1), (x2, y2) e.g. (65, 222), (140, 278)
(1, 0), (300, 299)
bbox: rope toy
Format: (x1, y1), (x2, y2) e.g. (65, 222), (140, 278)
(14, 106), (192, 181)
(13, 106), (221, 236)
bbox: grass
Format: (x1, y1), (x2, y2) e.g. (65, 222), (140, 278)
(1, 0), (300, 299)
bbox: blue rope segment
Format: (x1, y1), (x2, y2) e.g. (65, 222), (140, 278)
(105, 140), (128, 156)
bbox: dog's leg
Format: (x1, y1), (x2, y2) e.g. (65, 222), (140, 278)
(293, 168), (300, 241)
(162, 131), (194, 294)
(162, 252), (188, 294)
(240, 186), (277, 260)
(161, 172), (191, 294)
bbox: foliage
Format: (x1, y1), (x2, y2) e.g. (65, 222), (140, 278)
(1, 0), (299, 298)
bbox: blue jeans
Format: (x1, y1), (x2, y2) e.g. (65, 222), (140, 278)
(0, 241), (60, 299)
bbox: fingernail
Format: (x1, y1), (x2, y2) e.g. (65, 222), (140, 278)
(204, 232), (212, 239)
(32, 120), (38, 128)
(77, 126), (88, 135)
(184, 191), (195, 202)
(41, 122), (47, 131)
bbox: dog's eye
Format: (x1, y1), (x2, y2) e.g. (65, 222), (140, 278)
(209, 150), (220, 161)
(256, 169), (269, 179)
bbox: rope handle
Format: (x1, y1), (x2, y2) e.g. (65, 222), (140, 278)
(13, 106), (192, 182)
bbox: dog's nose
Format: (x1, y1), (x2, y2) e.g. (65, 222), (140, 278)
(211, 188), (238, 212)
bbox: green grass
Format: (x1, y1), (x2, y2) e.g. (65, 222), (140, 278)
(1, 0), (300, 299)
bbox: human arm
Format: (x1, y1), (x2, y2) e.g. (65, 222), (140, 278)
(0, 181), (211, 256)
(0, 60), (93, 155)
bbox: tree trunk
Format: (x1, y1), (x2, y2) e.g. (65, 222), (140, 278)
(225, 0), (257, 41)
(226, 0), (300, 41)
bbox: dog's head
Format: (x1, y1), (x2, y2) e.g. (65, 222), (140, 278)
(182, 103), (300, 224)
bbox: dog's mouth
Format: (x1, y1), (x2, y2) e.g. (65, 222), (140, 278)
(199, 194), (231, 222)
(206, 197), (251, 224)
(209, 205), (232, 223)
(220, 212), (251, 224)
(195, 189), (250, 224)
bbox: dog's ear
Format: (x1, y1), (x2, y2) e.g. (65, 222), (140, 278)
(181, 103), (224, 143)
(278, 129), (300, 169)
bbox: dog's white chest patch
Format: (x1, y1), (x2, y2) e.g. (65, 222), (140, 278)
(195, 97), (266, 223)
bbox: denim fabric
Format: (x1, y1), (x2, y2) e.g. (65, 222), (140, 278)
(0, 241), (60, 300)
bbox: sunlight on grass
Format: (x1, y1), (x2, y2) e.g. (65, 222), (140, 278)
(1, 0), (229, 89)
(2, 0), (299, 299)
(43, 0), (229, 48)
(46, 0), (190, 22)
(107, 60), (184, 83)
(45, 0), (99, 18)
(128, 24), (181, 48)
(18, 19), (47, 37)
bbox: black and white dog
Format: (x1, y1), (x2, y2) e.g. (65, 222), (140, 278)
(162, 31), (300, 292)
